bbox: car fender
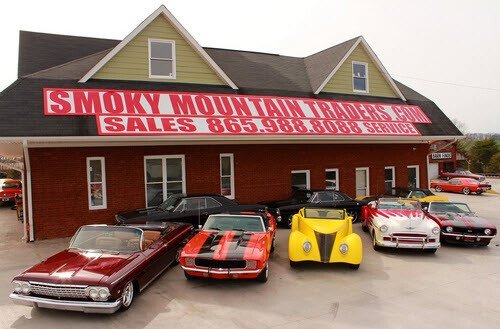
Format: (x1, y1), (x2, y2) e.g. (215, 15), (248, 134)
(288, 230), (320, 262)
(335, 233), (362, 265)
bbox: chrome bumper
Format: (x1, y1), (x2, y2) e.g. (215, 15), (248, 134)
(378, 236), (440, 249)
(181, 266), (262, 275)
(442, 233), (495, 239)
(10, 293), (121, 314)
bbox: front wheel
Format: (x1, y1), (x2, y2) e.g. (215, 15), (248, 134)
(120, 281), (135, 311)
(435, 185), (442, 192)
(349, 264), (360, 270)
(289, 260), (298, 268)
(361, 221), (368, 232)
(462, 187), (471, 195)
(256, 264), (269, 283)
(424, 248), (438, 254)
(270, 237), (276, 253)
(184, 271), (194, 280)
(372, 232), (381, 251)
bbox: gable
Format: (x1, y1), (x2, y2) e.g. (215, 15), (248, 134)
(321, 43), (398, 98)
(91, 15), (226, 85)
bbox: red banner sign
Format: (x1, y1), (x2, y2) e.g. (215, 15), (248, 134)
(44, 88), (431, 136)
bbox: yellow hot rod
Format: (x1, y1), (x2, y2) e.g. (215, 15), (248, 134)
(288, 208), (362, 269)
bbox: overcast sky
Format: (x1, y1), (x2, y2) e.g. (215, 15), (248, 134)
(1, 0), (498, 133)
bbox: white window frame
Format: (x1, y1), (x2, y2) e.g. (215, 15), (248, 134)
(384, 166), (396, 195)
(355, 167), (370, 197)
(325, 168), (340, 191)
(87, 157), (107, 210)
(144, 155), (186, 207)
(220, 153), (235, 199)
(407, 165), (420, 188)
(148, 38), (176, 79)
(352, 61), (369, 93)
(291, 170), (310, 190)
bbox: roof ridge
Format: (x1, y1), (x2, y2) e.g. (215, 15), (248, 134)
(305, 36), (361, 59)
(20, 30), (120, 43)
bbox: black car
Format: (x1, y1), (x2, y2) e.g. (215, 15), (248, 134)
(262, 189), (368, 227)
(115, 193), (264, 226)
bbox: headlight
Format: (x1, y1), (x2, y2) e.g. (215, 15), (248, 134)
(12, 280), (28, 294)
(185, 257), (195, 266)
(446, 226), (453, 233)
(432, 227), (440, 235)
(380, 225), (388, 233)
(484, 228), (492, 235)
(86, 287), (110, 301)
(246, 260), (257, 269)
(303, 241), (312, 253)
(276, 209), (281, 215)
(339, 243), (349, 254)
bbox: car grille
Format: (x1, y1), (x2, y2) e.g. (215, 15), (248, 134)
(29, 282), (88, 299)
(448, 227), (488, 235)
(386, 233), (435, 243)
(194, 259), (247, 269)
(314, 232), (336, 263)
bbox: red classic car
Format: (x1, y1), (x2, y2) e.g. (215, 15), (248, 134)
(180, 211), (276, 282)
(10, 222), (192, 313)
(439, 169), (486, 181)
(430, 177), (490, 195)
(425, 201), (496, 246)
(0, 179), (22, 202)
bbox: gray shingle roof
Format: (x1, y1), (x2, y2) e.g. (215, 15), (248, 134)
(0, 31), (462, 138)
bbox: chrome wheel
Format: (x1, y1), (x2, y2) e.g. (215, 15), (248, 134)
(435, 186), (442, 192)
(347, 210), (359, 223)
(463, 187), (471, 195)
(257, 263), (269, 283)
(120, 281), (134, 310)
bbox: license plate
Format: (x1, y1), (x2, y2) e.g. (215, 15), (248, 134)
(464, 237), (474, 242)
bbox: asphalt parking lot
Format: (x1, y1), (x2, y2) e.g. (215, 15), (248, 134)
(0, 180), (499, 329)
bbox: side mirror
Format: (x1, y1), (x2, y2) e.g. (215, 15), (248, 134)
(422, 207), (428, 212)
(268, 226), (274, 232)
(198, 224), (202, 230)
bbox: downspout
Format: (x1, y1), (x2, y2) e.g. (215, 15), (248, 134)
(22, 140), (34, 242)
(21, 171), (26, 241)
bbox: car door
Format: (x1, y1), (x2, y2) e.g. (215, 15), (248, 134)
(448, 179), (462, 193)
(136, 234), (175, 288)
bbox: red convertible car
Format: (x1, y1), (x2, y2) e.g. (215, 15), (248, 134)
(10, 222), (192, 313)
(180, 211), (276, 282)
(0, 179), (22, 203)
(425, 201), (497, 246)
(430, 177), (490, 195)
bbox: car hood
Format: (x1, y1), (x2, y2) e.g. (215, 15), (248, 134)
(16, 249), (138, 285)
(373, 209), (435, 230)
(430, 212), (496, 229)
(299, 218), (348, 234)
(183, 230), (266, 260)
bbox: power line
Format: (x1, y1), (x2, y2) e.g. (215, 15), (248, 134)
(393, 74), (500, 92)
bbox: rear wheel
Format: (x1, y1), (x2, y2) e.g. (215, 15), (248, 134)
(347, 210), (359, 223)
(435, 186), (442, 192)
(462, 187), (471, 195)
(256, 264), (269, 283)
(120, 281), (135, 311)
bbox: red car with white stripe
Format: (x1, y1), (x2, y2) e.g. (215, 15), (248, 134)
(179, 211), (276, 282)
(425, 201), (496, 246)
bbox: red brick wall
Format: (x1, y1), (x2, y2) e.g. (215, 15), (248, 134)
(29, 143), (428, 239)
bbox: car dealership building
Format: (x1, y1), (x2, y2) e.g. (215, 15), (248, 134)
(0, 5), (462, 241)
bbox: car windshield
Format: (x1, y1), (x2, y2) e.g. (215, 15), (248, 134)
(378, 198), (420, 210)
(304, 208), (345, 220)
(158, 194), (182, 212)
(203, 215), (265, 232)
(1, 181), (19, 189)
(429, 202), (472, 214)
(69, 226), (142, 253)
(310, 191), (344, 202)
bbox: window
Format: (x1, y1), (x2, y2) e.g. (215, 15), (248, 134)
(220, 154), (235, 199)
(325, 169), (339, 190)
(149, 39), (176, 79)
(291, 170), (310, 189)
(355, 167), (370, 197)
(352, 61), (368, 92)
(174, 197), (222, 212)
(407, 165), (420, 189)
(311, 191), (344, 203)
(87, 157), (107, 210)
(144, 155), (185, 207)
(384, 166), (395, 195)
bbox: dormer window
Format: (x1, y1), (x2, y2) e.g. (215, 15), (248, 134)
(352, 61), (368, 92)
(149, 39), (176, 79)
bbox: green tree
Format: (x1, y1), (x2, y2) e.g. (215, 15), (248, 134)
(469, 139), (498, 173)
(487, 152), (500, 173)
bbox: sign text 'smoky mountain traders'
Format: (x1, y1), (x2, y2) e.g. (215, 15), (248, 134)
(44, 88), (432, 136)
